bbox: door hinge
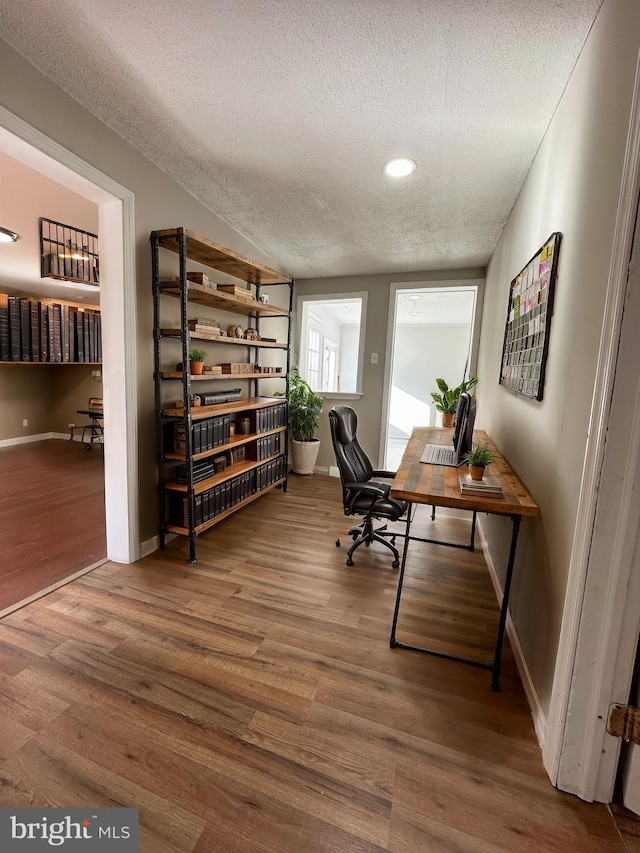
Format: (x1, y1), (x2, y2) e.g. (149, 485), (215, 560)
(608, 704), (640, 744)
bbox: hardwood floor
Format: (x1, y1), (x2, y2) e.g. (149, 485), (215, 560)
(0, 474), (629, 851)
(0, 439), (106, 612)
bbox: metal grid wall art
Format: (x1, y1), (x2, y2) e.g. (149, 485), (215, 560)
(499, 232), (561, 401)
(40, 218), (99, 285)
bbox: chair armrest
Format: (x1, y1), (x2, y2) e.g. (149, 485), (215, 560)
(344, 481), (387, 497)
(372, 470), (397, 479)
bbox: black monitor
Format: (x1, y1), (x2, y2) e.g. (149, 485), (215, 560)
(453, 391), (477, 463)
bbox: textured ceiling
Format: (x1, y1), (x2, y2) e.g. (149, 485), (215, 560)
(0, 0), (602, 278)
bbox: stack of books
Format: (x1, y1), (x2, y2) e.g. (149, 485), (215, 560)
(459, 472), (503, 499)
(187, 318), (224, 338)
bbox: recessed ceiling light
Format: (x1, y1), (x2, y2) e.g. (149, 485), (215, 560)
(0, 227), (19, 243)
(384, 158), (416, 178)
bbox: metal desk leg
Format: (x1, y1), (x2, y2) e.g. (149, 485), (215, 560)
(490, 514), (521, 692)
(390, 504), (414, 647)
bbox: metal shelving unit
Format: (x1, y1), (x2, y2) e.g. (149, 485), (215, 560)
(151, 227), (294, 563)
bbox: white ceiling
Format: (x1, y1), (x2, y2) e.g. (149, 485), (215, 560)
(0, 0), (602, 279)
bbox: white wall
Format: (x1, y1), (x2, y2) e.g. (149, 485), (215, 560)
(390, 324), (471, 438)
(477, 0), (640, 720)
(338, 324), (358, 393)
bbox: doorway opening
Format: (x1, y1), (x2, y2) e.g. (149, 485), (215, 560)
(0, 107), (139, 614)
(381, 283), (482, 470)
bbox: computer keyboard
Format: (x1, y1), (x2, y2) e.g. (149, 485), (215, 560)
(420, 444), (456, 465)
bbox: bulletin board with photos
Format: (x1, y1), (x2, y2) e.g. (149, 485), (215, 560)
(499, 232), (561, 401)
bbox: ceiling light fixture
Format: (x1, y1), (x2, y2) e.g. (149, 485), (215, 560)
(0, 226), (20, 243)
(383, 158), (417, 178)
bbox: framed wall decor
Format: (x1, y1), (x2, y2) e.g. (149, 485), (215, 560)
(40, 218), (100, 285)
(499, 231), (561, 401)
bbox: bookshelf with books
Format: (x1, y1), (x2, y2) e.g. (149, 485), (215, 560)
(151, 227), (294, 563)
(0, 294), (102, 364)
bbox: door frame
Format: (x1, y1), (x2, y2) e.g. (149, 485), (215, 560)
(379, 279), (484, 468)
(543, 48), (640, 801)
(0, 106), (139, 564)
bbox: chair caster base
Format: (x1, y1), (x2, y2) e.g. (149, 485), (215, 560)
(335, 539), (341, 547)
(392, 559), (399, 569)
(346, 558), (354, 566)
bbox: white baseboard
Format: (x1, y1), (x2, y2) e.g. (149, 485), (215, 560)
(477, 518), (547, 748)
(314, 465), (330, 474)
(140, 532), (176, 558)
(0, 431), (56, 448)
(0, 432), (102, 448)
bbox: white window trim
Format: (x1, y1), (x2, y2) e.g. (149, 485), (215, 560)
(296, 291), (368, 395)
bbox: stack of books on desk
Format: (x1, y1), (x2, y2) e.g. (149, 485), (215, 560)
(459, 473), (503, 499)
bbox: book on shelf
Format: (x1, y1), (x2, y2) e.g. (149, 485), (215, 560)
(0, 294), (10, 361)
(459, 472), (503, 498)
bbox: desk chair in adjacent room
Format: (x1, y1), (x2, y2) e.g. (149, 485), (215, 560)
(329, 405), (408, 568)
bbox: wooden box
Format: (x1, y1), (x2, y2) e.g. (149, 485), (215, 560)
(213, 455), (227, 473)
(220, 363), (245, 374)
(217, 284), (255, 301)
(187, 272), (213, 288)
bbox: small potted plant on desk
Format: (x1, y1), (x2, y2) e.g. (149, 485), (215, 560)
(431, 376), (478, 427)
(466, 444), (494, 481)
(188, 348), (207, 376)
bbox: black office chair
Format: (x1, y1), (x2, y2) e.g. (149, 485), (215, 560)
(329, 405), (408, 568)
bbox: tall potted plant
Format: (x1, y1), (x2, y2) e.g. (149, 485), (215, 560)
(431, 375), (478, 426)
(282, 370), (323, 475)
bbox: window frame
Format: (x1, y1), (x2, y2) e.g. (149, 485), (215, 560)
(296, 291), (368, 399)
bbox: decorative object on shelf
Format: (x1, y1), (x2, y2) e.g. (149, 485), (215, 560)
(277, 369), (323, 475)
(259, 294), (270, 304)
(430, 375), (478, 427)
(188, 348), (207, 375)
(228, 324), (245, 338)
(238, 417), (251, 435)
(245, 328), (260, 341)
(465, 444), (494, 481)
(499, 232), (561, 400)
(40, 218), (99, 285)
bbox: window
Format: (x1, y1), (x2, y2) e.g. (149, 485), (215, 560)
(298, 293), (367, 395)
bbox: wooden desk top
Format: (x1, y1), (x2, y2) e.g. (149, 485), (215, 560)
(390, 427), (539, 518)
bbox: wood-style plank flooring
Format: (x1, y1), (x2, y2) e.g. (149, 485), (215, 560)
(0, 474), (631, 851)
(0, 439), (105, 612)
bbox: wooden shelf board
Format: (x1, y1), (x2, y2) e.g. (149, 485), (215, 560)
(160, 329), (287, 348)
(164, 426), (287, 462)
(159, 280), (288, 317)
(162, 371), (285, 381)
(163, 396), (284, 420)
(153, 229), (291, 285)
(165, 453), (286, 494)
(166, 477), (287, 536)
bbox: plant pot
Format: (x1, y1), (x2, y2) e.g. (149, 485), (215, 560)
(190, 361), (204, 375)
(441, 412), (455, 428)
(290, 438), (320, 475)
(469, 464), (485, 481)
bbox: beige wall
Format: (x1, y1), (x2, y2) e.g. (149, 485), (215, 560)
(0, 366), (51, 437)
(0, 151), (99, 299)
(476, 0), (640, 716)
(0, 40), (292, 541)
(49, 365), (102, 434)
(296, 269), (484, 470)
